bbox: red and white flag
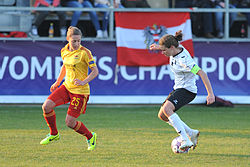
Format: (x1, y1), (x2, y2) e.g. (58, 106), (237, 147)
(115, 12), (194, 66)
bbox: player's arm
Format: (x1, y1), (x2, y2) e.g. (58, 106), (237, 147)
(193, 65), (215, 105)
(50, 64), (66, 92)
(74, 66), (99, 86)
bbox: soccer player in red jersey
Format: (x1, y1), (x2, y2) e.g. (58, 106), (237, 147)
(40, 26), (98, 150)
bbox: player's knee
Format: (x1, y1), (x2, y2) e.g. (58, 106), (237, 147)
(158, 108), (169, 122)
(42, 103), (51, 113)
(162, 103), (175, 117)
(158, 109), (163, 120)
(42, 100), (55, 113)
(163, 107), (171, 117)
(65, 118), (75, 129)
(42, 103), (48, 112)
(65, 119), (73, 128)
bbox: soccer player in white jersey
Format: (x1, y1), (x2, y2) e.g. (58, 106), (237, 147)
(150, 30), (215, 151)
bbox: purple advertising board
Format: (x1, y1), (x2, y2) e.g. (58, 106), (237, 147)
(0, 41), (249, 103)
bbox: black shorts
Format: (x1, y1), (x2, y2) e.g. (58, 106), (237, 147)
(162, 88), (196, 111)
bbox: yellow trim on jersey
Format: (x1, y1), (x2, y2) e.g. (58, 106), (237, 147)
(191, 65), (201, 75)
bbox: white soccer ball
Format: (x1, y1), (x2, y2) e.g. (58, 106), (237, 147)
(171, 136), (190, 154)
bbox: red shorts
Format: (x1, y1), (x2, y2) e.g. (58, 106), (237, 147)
(47, 85), (89, 118)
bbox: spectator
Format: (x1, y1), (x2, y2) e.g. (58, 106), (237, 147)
(93, 0), (110, 38)
(200, 0), (216, 38)
(174, 0), (193, 8)
(93, 0), (124, 38)
(30, 0), (67, 37)
(173, 0), (215, 38)
(185, 0), (215, 38)
(61, 0), (103, 38)
(121, 0), (150, 8)
(174, 0), (198, 37)
(192, 0), (237, 38)
(214, 0), (237, 38)
(113, 0), (124, 8)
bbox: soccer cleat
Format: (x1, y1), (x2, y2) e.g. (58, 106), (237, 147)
(40, 133), (60, 145)
(180, 139), (193, 151)
(190, 130), (200, 150)
(87, 132), (97, 150)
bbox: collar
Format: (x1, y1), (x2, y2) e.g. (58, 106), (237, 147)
(173, 47), (183, 57)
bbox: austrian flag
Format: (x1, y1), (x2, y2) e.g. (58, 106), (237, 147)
(115, 12), (194, 66)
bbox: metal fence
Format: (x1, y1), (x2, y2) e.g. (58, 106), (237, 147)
(0, 0), (250, 42)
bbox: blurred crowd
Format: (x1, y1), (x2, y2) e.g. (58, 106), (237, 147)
(1, 0), (250, 38)
(172, 0), (250, 38)
(28, 0), (152, 38)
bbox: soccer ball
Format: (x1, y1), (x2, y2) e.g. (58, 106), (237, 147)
(171, 136), (190, 154)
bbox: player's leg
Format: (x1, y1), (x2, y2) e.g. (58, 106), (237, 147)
(40, 99), (59, 145)
(66, 94), (96, 150)
(42, 99), (57, 135)
(161, 100), (193, 150)
(40, 85), (70, 145)
(158, 105), (199, 148)
(158, 89), (194, 150)
(172, 88), (199, 150)
(189, 129), (200, 150)
(158, 91), (190, 134)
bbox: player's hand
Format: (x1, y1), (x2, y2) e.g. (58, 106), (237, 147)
(206, 94), (215, 105)
(149, 43), (160, 51)
(74, 79), (85, 86)
(78, 0), (83, 3)
(50, 82), (60, 92)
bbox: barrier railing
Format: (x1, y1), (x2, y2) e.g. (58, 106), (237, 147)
(0, 0), (250, 42)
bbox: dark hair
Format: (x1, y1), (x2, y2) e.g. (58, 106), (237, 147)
(159, 30), (183, 48)
(67, 26), (82, 39)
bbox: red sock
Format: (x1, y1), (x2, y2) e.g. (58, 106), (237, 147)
(73, 121), (93, 140)
(43, 110), (58, 135)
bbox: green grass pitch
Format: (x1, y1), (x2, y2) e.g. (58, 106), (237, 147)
(0, 105), (249, 167)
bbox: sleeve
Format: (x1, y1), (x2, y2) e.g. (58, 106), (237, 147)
(60, 47), (65, 60)
(191, 64), (201, 75)
(178, 55), (197, 73)
(84, 50), (96, 68)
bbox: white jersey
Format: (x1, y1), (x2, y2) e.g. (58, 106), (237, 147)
(169, 46), (198, 93)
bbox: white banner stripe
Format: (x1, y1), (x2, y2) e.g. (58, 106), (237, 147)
(116, 19), (192, 49)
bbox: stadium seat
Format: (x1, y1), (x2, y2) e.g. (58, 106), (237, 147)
(0, 0), (32, 33)
(0, 0), (15, 6)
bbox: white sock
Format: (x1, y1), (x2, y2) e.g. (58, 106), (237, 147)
(167, 120), (193, 137)
(168, 113), (189, 141)
(180, 120), (193, 137)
